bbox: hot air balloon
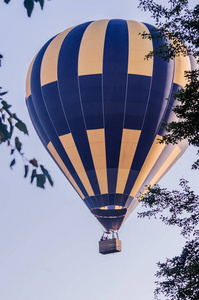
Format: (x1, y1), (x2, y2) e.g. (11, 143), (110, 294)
(26, 19), (193, 254)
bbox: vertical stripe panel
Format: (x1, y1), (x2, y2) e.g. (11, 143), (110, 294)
(87, 129), (108, 194)
(41, 82), (70, 136)
(103, 19), (128, 193)
(139, 145), (181, 199)
(78, 74), (104, 130)
(127, 20), (153, 76)
(26, 56), (36, 99)
(78, 20), (109, 76)
(116, 129), (141, 194)
(130, 135), (165, 197)
(26, 96), (49, 146)
(124, 74), (152, 130)
(59, 133), (94, 196)
(40, 27), (74, 86)
(47, 141), (85, 199)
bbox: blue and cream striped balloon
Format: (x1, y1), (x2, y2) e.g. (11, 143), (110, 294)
(26, 19), (192, 232)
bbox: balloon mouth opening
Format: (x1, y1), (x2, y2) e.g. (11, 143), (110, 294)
(91, 207), (127, 231)
(91, 207), (126, 218)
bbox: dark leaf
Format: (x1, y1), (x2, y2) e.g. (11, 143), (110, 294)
(47, 174), (54, 186)
(10, 148), (15, 155)
(24, 165), (29, 178)
(15, 120), (28, 135)
(15, 137), (22, 152)
(24, 0), (34, 17)
(29, 158), (38, 167)
(1, 100), (11, 109)
(4, 0), (11, 3)
(9, 124), (14, 139)
(0, 91), (8, 97)
(0, 122), (10, 141)
(35, 0), (44, 9)
(10, 158), (16, 169)
(36, 174), (46, 189)
(40, 165), (53, 186)
(30, 169), (37, 183)
(12, 113), (18, 120)
(40, 164), (48, 176)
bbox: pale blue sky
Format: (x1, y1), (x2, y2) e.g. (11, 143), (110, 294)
(0, 1), (198, 299)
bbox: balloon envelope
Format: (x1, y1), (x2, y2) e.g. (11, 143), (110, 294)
(26, 20), (192, 232)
